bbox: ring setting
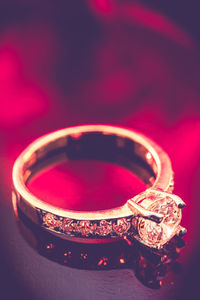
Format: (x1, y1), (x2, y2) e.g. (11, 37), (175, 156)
(128, 189), (186, 249)
(12, 124), (186, 251)
(38, 188), (186, 250)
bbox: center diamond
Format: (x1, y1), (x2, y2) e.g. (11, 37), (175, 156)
(138, 196), (181, 247)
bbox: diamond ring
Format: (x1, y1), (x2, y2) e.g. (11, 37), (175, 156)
(12, 124), (186, 250)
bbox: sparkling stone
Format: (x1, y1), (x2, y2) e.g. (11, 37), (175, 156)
(90, 222), (98, 233)
(61, 218), (74, 233)
(78, 220), (91, 236)
(97, 220), (112, 236)
(113, 218), (131, 236)
(138, 196), (181, 247)
(42, 213), (60, 229)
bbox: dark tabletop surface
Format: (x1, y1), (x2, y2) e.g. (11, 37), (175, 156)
(0, 1), (200, 300)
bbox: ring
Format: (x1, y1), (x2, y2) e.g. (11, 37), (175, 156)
(12, 124), (186, 250)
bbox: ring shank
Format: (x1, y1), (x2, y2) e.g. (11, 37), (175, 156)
(12, 125), (173, 240)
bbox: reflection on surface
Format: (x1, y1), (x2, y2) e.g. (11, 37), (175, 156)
(15, 205), (185, 290)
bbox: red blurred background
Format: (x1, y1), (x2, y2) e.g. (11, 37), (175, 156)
(0, 1), (200, 300)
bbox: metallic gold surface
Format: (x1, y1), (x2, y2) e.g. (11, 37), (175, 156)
(12, 124), (185, 248)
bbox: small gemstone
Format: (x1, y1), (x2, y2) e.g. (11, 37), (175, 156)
(42, 213), (60, 229)
(77, 220), (91, 236)
(90, 222), (98, 233)
(138, 196), (181, 247)
(61, 218), (74, 233)
(97, 220), (112, 236)
(113, 218), (131, 236)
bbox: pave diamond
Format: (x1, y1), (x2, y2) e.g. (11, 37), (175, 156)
(97, 220), (112, 236)
(138, 196), (181, 247)
(113, 218), (131, 236)
(77, 220), (91, 236)
(42, 213), (61, 229)
(61, 218), (74, 233)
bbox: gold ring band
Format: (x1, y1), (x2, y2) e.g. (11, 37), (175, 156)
(12, 124), (186, 249)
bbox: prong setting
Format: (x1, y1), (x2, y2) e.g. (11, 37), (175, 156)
(178, 203), (186, 209)
(151, 189), (186, 209)
(168, 194), (186, 209)
(176, 226), (187, 237)
(128, 189), (186, 249)
(127, 199), (164, 224)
